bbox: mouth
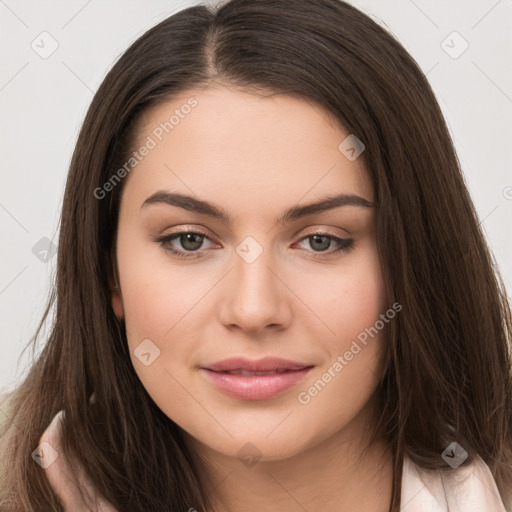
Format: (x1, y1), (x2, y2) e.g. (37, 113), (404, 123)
(203, 356), (312, 373)
(200, 358), (314, 400)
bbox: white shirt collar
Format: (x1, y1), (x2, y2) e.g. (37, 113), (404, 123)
(401, 452), (506, 511)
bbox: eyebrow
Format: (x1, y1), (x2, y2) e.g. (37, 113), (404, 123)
(141, 191), (374, 224)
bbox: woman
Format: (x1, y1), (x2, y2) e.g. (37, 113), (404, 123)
(1, 0), (511, 510)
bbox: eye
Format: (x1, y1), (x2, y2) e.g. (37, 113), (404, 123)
(154, 230), (217, 259)
(294, 233), (354, 255)
(153, 229), (355, 260)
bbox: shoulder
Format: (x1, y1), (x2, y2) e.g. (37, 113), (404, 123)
(401, 452), (506, 511)
(38, 410), (119, 512)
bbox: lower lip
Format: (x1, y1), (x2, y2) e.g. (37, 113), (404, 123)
(200, 368), (313, 400)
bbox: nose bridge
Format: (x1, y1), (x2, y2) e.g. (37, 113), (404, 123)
(235, 248), (274, 298)
(218, 235), (290, 332)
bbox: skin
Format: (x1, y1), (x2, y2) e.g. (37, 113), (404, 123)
(111, 84), (393, 512)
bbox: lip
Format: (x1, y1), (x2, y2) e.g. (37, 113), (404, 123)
(200, 357), (314, 400)
(203, 356), (312, 373)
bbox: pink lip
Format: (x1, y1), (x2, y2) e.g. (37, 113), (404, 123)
(200, 357), (314, 400)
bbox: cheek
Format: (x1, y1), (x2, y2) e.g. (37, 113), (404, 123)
(290, 245), (387, 398)
(291, 246), (386, 350)
(117, 233), (208, 342)
(117, 247), (206, 426)
(292, 292), (388, 451)
(332, 262), (386, 348)
(115, 235), (183, 378)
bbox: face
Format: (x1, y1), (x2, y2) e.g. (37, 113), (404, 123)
(111, 85), (389, 463)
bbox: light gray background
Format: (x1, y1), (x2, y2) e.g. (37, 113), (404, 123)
(1, 0), (511, 394)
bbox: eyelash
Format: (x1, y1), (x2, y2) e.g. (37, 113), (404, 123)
(153, 229), (355, 260)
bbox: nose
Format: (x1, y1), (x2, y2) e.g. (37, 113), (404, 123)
(217, 246), (292, 334)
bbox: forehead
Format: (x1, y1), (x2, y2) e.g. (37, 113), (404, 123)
(122, 85), (373, 215)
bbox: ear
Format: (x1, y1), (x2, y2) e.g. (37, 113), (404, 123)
(109, 248), (124, 320)
(110, 274), (124, 320)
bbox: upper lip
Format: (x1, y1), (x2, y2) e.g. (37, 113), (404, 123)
(202, 357), (313, 373)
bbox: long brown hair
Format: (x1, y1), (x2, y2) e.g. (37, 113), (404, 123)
(1, 0), (511, 510)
